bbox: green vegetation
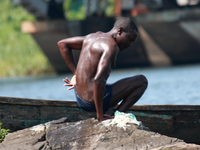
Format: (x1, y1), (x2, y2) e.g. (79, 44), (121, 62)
(0, 122), (10, 142)
(0, 0), (54, 77)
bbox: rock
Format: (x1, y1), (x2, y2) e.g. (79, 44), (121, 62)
(0, 117), (199, 150)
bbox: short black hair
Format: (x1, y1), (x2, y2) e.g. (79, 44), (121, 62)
(113, 17), (138, 33)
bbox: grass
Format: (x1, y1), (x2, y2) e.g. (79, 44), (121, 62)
(0, 0), (54, 77)
(0, 122), (10, 143)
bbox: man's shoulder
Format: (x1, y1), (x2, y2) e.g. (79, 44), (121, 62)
(85, 32), (118, 50)
(86, 31), (106, 39)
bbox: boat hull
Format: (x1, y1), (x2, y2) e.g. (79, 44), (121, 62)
(0, 96), (200, 144)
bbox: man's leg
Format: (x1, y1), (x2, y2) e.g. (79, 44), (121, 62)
(110, 74), (148, 112)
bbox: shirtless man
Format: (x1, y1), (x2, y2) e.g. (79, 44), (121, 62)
(57, 17), (148, 121)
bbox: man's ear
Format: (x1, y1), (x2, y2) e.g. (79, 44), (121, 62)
(117, 27), (124, 35)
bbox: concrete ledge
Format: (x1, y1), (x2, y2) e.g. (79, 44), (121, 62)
(21, 20), (66, 33)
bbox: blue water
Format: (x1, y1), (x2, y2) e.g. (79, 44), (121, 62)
(1, 64), (200, 105)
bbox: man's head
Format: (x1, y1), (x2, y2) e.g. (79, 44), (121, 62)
(113, 17), (138, 33)
(112, 17), (138, 51)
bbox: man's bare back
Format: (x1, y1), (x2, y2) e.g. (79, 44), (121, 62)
(76, 32), (118, 103)
(58, 17), (148, 121)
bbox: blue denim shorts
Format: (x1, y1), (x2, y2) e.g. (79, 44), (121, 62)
(74, 85), (112, 113)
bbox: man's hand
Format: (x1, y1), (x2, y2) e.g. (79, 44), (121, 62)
(63, 75), (76, 90)
(98, 114), (114, 121)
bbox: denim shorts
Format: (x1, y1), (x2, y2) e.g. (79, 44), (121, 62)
(74, 85), (112, 113)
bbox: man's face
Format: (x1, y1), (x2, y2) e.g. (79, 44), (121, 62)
(117, 29), (138, 51)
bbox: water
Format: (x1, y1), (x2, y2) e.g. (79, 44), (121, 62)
(1, 64), (200, 105)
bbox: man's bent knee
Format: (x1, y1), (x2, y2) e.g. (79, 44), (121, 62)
(136, 74), (148, 88)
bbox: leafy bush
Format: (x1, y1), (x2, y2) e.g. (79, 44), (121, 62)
(0, 0), (54, 77)
(0, 122), (10, 143)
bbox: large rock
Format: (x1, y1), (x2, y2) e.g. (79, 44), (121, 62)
(0, 117), (199, 150)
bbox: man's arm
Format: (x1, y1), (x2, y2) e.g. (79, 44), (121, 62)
(57, 36), (85, 74)
(93, 47), (118, 121)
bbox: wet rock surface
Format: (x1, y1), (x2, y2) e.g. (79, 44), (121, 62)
(0, 117), (199, 150)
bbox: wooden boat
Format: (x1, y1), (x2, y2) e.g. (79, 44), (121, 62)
(0, 96), (200, 145)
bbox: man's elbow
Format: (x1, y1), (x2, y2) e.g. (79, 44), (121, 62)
(57, 40), (63, 47)
(93, 77), (106, 86)
(57, 40), (68, 51)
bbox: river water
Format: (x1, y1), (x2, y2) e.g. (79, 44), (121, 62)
(1, 64), (200, 105)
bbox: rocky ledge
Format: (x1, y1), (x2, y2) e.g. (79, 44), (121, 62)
(0, 116), (200, 150)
